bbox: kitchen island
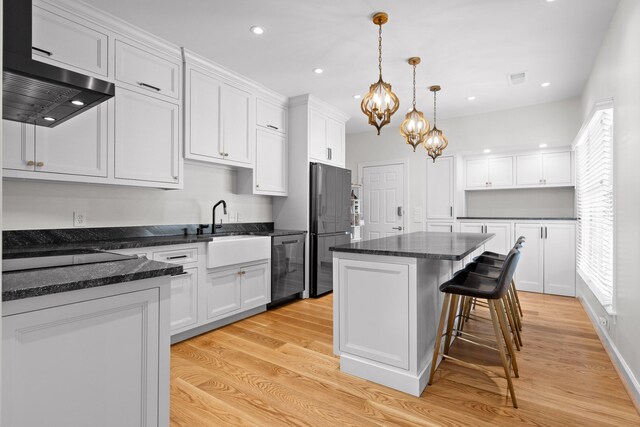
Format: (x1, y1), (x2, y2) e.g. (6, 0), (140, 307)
(331, 232), (493, 396)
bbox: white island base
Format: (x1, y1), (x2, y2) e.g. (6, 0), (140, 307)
(332, 252), (462, 396)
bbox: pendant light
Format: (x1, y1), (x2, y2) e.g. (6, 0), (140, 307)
(361, 12), (399, 135)
(424, 85), (449, 161)
(399, 57), (429, 151)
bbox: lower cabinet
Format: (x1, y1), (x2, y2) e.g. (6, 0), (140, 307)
(426, 221), (455, 232)
(459, 221), (513, 256)
(170, 267), (198, 331)
(206, 261), (270, 321)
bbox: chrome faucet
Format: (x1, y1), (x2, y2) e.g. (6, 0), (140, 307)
(212, 200), (227, 234)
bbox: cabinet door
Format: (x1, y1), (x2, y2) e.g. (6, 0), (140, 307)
(542, 152), (572, 185)
(32, 6), (108, 76)
(256, 99), (286, 133)
(170, 268), (198, 332)
(326, 118), (345, 166)
(426, 156), (454, 219)
(484, 222), (512, 255)
(114, 88), (180, 184)
(516, 154), (543, 185)
(544, 223), (576, 296)
(2, 120), (35, 171)
(221, 84), (252, 165)
(186, 68), (223, 160)
(488, 156), (513, 187)
(115, 40), (179, 99)
(465, 158), (488, 188)
(460, 222), (483, 234)
(35, 103), (108, 177)
(514, 223), (544, 293)
(2, 288), (160, 426)
(241, 262), (270, 309)
(255, 129), (286, 194)
(309, 109), (327, 162)
(426, 222), (454, 232)
(206, 268), (242, 319)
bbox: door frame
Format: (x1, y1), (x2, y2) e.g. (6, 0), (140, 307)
(357, 159), (409, 236)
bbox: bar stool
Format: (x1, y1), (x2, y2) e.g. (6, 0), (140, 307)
(429, 248), (521, 408)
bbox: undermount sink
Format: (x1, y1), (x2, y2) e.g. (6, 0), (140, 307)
(206, 235), (270, 269)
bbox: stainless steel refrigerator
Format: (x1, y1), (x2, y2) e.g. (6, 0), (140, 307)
(309, 162), (352, 297)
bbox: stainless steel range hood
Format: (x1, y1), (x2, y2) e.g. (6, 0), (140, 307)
(2, 0), (115, 128)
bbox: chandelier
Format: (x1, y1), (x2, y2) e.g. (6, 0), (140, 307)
(424, 85), (448, 161)
(399, 57), (429, 151)
(360, 12), (399, 135)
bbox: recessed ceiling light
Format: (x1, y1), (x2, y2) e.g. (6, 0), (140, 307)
(71, 100), (85, 106)
(43, 117), (55, 122)
(249, 26), (264, 35)
(539, 143), (548, 148)
(483, 149), (491, 154)
(541, 82), (551, 88)
(467, 96), (476, 101)
(546, 0), (556, 3)
(353, 94), (361, 99)
(312, 68), (323, 74)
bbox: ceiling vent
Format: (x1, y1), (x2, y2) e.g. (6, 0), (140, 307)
(508, 71), (527, 86)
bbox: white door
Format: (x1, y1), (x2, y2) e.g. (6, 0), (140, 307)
(255, 129), (286, 194)
(542, 152), (572, 185)
(426, 156), (454, 220)
(221, 83), (252, 165)
(308, 109), (327, 162)
(170, 268), (198, 332)
(326, 118), (345, 167)
(186, 67), (222, 160)
(488, 157), (514, 187)
(2, 120), (35, 171)
(35, 103), (108, 177)
(514, 223), (544, 293)
(485, 222), (513, 255)
(241, 262), (270, 309)
(206, 268), (242, 319)
(114, 88), (180, 184)
(516, 154), (542, 185)
(543, 223), (576, 296)
(465, 158), (488, 188)
(362, 163), (405, 240)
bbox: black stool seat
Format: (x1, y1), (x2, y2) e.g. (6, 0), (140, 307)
(473, 254), (506, 267)
(462, 262), (501, 279)
(481, 250), (508, 261)
(440, 270), (507, 299)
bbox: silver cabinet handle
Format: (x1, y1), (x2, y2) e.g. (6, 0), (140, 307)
(166, 255), (188, 260)
(36, 162), (44, 167)
(392, 226), (403, 231)
(545, 226), (548, 239)
(266, 124), (279, 130)
(26, 160), (35, 166)
(32, 46), (52, 56)
(138, 82), (161, 92)
(450, 206), (453, 217)
(541, 227), (544, 239)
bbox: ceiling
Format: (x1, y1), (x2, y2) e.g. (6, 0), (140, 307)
(82, 0), (618, 134)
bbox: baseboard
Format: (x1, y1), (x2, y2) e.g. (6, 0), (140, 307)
(578, 296), (640, 413)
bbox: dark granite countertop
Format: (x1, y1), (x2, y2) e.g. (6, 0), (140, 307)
(457, 216), (577, 221)
(2, 257), (182, 302)
(330, 232), (494, 261)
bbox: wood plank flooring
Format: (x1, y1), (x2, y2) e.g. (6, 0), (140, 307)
(170, 292), (640, 426)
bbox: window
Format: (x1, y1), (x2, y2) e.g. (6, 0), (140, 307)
(574, 106), (614, 311)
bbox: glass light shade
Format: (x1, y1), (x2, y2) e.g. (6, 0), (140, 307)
(361, 77), (400, 135)
(424, 126), (449, 162)
(400, 108), (429, 151)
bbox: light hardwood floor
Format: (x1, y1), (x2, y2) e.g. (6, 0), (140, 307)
(170, 292), (640, 426)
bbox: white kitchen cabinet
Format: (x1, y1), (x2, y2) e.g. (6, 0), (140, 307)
(426, 156), (455, 220)
(465, 156), (513, 189)
(516, 151), (573, 186)
(257, 98), (286, 133)
(2, 280), (169, 427)
(221, 83), (253, 165)
(206, 261), (270, 321)
(459, 221), (512, 260)
(254, 129), (287, 194)
(32, 5), (109, 77)
(114, 87), (180, 185)
(2, 103), (108, 178)
(326, 117), (345, 166)
(169, 268), (198, 332)
(309, 108), (346, 167)
(514, 222), (575, 296)
(426, 222), (455, 232)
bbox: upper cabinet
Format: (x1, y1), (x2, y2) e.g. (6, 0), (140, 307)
(426, 156), (455, 220)
(464, 149), (573, 190)
(308, 108), (346, 167)
(32, 5), (109, 77)
(256, 99), (286, 134)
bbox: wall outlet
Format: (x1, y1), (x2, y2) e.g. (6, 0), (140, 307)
(228, 211), (238, 222)
(73, 211), (87, 227)
(598, 316), (608, 329)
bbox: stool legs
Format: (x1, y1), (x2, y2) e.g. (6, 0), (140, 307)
(444, 294), (460, 355)
(511, 279), (524, 318)
(489, 300), (519, 408)
(429, 293), (451, 385)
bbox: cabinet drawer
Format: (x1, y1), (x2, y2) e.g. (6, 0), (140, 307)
(115, 40), (180, 99)
(152, 247), (198, 265)
(257, 99), (286, 133)
(32, 6), (109, 77)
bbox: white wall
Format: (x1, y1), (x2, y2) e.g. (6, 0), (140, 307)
(466, 187), (575, 218)
(578, 0), (640, 404)
(2, 162), (272, 230)
(346, 97), (581, 232)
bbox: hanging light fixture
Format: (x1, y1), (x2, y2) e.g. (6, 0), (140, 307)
(424, 85), (449, 161)
(361, 12), (399, 135)
(400, 57), (429, 151)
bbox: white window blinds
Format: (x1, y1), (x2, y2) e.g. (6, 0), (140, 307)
(575, 107), (614, 310)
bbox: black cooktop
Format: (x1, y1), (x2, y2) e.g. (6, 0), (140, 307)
(2, 249), (138, 273)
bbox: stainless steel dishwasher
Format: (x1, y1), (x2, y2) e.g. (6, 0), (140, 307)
(269, 233), (305, 307)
